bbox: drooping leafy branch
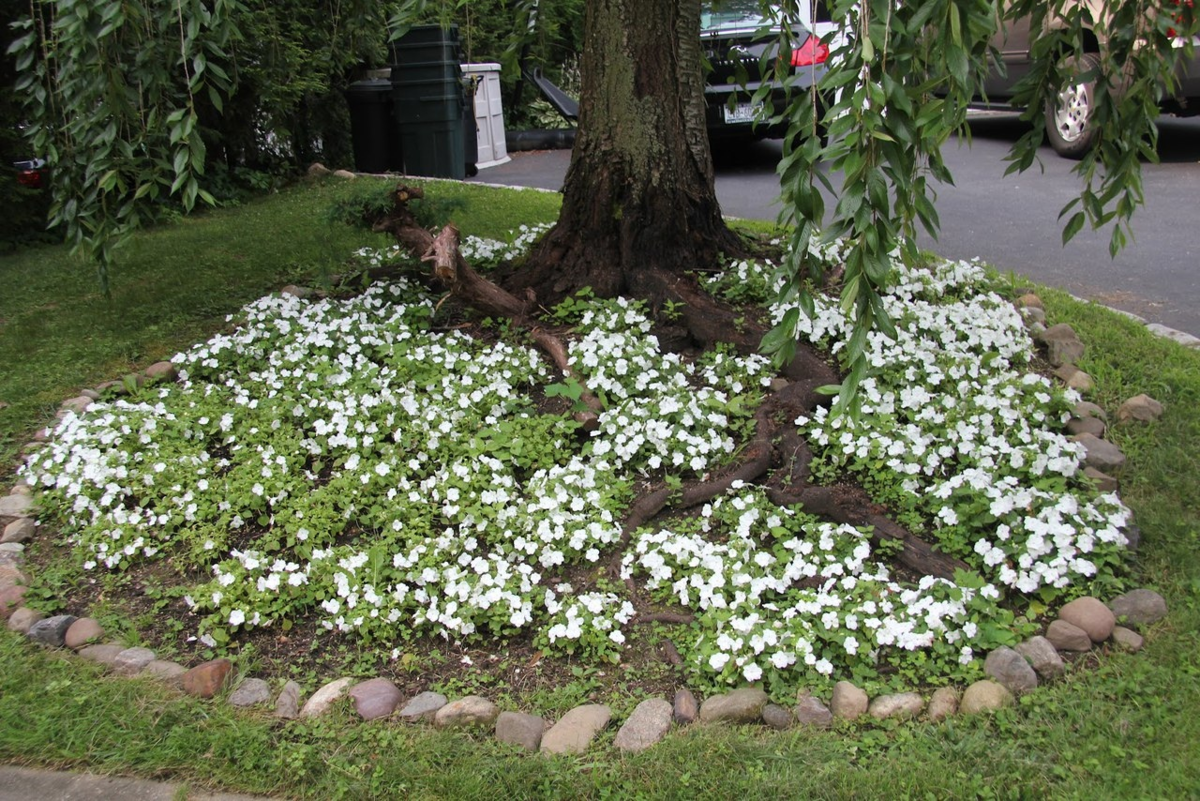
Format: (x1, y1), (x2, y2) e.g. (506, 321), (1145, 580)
(761, 0), (1195, 406)
(9, 0), (241, 290)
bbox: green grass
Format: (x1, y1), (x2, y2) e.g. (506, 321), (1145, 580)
(1, 183), (1199, 798)
(0, 177), (562, 473)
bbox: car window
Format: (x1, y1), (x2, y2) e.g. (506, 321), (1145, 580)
(701, 1), (769, 30)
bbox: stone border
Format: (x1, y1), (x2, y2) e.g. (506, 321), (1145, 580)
(0, 288), (1175, 757)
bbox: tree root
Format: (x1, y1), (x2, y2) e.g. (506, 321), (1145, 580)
(374, 184), (971, 597)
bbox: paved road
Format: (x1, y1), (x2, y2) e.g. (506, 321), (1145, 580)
(472, 113), (1200, 336)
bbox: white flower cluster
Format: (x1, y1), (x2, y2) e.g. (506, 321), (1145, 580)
(625, 486), (992, 683)
(24, 272), (766, 657)
(570, 299), (771, 475)
(460, 223), (553, 267)
(766, 255), (1131, 595)
(542, 587), (636, 656)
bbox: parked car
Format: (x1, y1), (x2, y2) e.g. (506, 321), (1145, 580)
(12, 158), (47, 189)
(701, 1), (831, 140)
(979, 1), (1200, 158)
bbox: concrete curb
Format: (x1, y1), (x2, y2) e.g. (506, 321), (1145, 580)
(0, 766), (267, 800)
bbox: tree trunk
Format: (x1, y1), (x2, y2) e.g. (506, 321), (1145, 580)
(509, 0), (744, 307)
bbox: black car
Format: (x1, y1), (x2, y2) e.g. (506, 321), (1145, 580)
(701, 1), (830, 140)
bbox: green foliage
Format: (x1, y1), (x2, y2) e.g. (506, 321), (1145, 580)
(326, 183), (468, 232)
(9, 0), (241, 291)
(764, 0), (1195, 407)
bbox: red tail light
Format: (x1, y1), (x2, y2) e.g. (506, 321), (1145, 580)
(16, 169), (43, 189)
(791, 37), (830, 67)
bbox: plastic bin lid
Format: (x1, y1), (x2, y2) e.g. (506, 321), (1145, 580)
(461, 63), (502, 72)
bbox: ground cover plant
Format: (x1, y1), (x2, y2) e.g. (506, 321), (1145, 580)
(1, 180), (1197, 798)
(21, 214), (1132, 696)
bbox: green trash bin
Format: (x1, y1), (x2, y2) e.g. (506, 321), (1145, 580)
(391, 25), (466, 179)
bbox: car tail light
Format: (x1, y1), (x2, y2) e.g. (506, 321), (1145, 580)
(791, 37), (829, 67)
(16, 169), (43, 189)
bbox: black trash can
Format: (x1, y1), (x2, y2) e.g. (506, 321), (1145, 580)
(345, 78), (402, 173)
(391, 25), (466, 179)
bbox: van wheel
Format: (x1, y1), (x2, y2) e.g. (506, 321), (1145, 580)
(1045, 53), (1101, 159)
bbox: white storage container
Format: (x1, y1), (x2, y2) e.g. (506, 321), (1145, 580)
(462, 63), (510, 169)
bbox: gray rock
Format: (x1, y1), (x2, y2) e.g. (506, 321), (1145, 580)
(672, 688), (698, 725)
(1108, 589), (1168, 626)
(1054, 364), (1080, 384)
(1083, 467), (1119, 493)
(60, 395), (93, 414)
(6, 606), (44, 633)
(769, 378), (790, 393)
(275, 681), (303, 719)
(299, 677), (353, 718)
(1018, 293), (1045, 311)
(229, 678), (273, 708)
(926, 687), (958, 722)
(0, 494), (33, 526)
(0, 542), (25, 555)
(495, 710), (546, 752)
(698, 688), (769, 724)
(1015, 636), (1065, 680)
(332, 169), (357, 179)
(142, 660), (187, 684)
(348, 678), (403, 721)
(64, 617), (104, 649)
(0, 564), (28, 591)
(614, 698), (674, 753)
(868, 692), (924, 720)
(280, 285), (314, 300)
(1067, 417), (1107, 438)
(433, 696), (499, 729)
(113, 647), (157, 675)
(1046, 619), (1093, 652)
(1111, 626), (1144, 652)
(830, 681), (869, 721)
(1, 517), (35, 544)
(76, 643), (126, 666)
(1117, 394), (1164, 423)
(144, 361), (178, 383)
(1065, 370), (1094, 393)
(27, 614), (77, 647)
(984, 646), (1038, 695)
(959, 680), (1014, 714)
(307, 163), (332, 177)
(793, 692), (833, 728)
(1074, 401), (1108, 421)
(1021, 306), (1047, 325)
(1059, 596), (1117, 642)
(761, 703), (793, 730)
(0, 584), (27, 619)
(79, 388), (100, 400)
(1038, 323), (1085, 366)
(1072, 434), (1126, 473)
(540, 704), (612, 755)
(397, 691), (448, 722)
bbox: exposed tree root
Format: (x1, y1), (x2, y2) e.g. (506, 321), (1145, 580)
(373, 183), (970, 601)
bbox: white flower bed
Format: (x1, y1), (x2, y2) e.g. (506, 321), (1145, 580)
(24, 233), (1131, 689)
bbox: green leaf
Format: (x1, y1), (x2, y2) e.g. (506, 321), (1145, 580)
(1062, 211), (1086, 244)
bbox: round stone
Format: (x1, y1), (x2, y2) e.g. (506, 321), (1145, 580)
(960, 680), (1014, 714)
(1058, 596), (1117, 642)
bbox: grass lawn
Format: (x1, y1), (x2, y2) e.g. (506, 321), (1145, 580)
(0, 178), (1197, 799)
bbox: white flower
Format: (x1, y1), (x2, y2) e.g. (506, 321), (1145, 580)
(709, 652), (730, 671)
(228, 609), (246, 626)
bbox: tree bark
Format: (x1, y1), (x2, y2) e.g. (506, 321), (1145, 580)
(509, 0), (745, 308)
